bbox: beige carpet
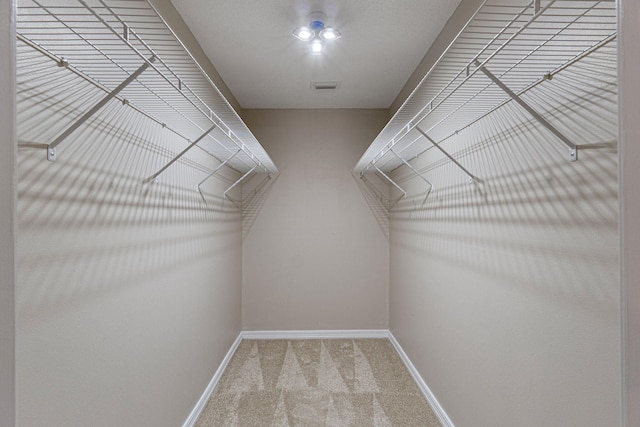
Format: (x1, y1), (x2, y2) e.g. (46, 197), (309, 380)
(195, 338), (441, 426)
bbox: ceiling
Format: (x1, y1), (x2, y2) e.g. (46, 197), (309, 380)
(170, 0), (462, 109)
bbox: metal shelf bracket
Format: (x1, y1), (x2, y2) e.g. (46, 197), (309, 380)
(144, 124), (217, 183)
(475, 60), (578, 162)
(389, 149), (433, 204)
(415, 126), (481, 183)
(47, 56), (155, 162)
(373, 165), (407, 209)
(224, 165), (258, 208)
(197, 149), (241, 204)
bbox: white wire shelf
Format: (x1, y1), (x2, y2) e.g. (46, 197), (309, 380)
(353, 0), (617, 176)
(16, 0), (278, 175)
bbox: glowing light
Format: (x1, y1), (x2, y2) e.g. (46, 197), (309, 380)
(311, 39), (323, 54)
(293, 27), (313, 41)
(319, 27), (341, 41)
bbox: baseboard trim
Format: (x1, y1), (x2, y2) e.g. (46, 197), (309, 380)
(387, 331), (455, 427)
(182, 332), (243, 427)
(241, 329), (389, 340)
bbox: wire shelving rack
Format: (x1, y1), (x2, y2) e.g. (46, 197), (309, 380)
(353, 0), (617, 200)
(16, 0), (278, 180)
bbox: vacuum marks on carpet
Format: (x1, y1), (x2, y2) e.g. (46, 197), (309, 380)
(195, 338), (441, 426)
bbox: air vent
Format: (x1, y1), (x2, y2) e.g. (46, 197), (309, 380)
(311, 81), (340, 91)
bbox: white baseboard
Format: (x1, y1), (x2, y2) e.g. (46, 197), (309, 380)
(182, 332), (243, 427)
(387, 331), (454, 427)
(241, 329), (389, 340)
(184, 329), (453, 427)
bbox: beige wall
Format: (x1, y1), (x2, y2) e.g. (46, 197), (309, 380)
(620, 0), (640, 424)
(15, 3), (244, 425)
(388, 78), (620, 425)
(242, 109), (389, 331)
(1, 1), (16, 426)
(15, 103), (243, 426)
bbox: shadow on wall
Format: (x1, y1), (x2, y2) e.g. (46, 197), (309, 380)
(242, 172), (279, 240)
(353, 43), (620, 317)
(16, 55), (243, 327)
(352, 172), (390, 239)
(389, 94), (618, 315)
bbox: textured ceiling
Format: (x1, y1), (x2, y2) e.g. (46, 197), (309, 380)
(171, 0), (462, 109)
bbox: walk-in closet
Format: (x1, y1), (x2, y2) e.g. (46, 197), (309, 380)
(1, 0), (639, 426)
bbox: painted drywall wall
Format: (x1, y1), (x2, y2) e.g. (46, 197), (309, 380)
(242, 109), (389, 331)
(620, 0), (640, 424)
(15, 96), (243, 427)
(15, 6), (244, 426)
(1, 1), (16, 426)
(388, 60), (620, 426)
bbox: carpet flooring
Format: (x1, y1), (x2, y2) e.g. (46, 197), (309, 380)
(195, 338), (441, 426)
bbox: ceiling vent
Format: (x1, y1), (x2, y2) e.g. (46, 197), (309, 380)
(311, 81), (340, 91)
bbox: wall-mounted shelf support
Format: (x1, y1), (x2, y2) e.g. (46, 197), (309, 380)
(47, 56), (155, 162)
(389, 149), (432, 202)
(224, 165), (258, 207)
(373, 165), (406, 209)
(415, 127), (480, 182)
(475, 60), (578, 162)
(145, 124), (217, 183)
(241, 173), (274, 209)
(197, 149), (241, 204)
(359, 174), (391, 209)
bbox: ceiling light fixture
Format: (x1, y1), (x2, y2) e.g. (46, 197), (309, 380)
(293, 12), (341, 55)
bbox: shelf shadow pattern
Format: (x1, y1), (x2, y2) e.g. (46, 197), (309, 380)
(15, 11), (254, 325)
(388, 33), (618, 308)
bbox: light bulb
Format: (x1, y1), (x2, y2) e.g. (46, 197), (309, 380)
(311, 39), (323, 54)
(293, 27), (314, 41)
(319, 27), (341, 40)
